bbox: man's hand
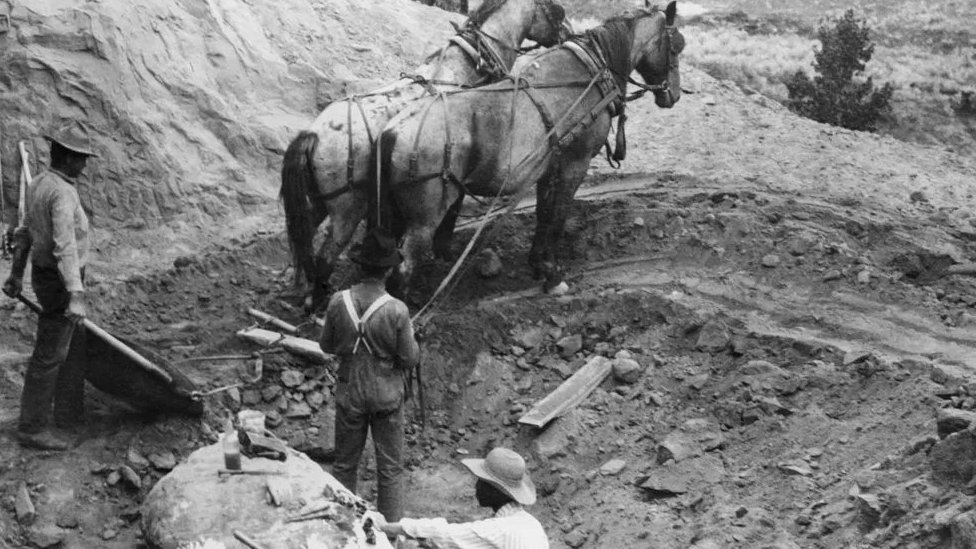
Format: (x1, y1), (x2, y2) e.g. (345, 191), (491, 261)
(66, 291), (86, 321)
(2, 275), (22, 298)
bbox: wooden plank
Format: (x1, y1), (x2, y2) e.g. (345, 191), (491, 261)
(518, 356), (611, 428)
(247, 308), (298, 334)
(236, 328), (330, 365)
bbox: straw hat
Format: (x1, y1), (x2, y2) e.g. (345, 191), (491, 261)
(44, 119), (98, 157)
(349, 227), (403, 268)
(462, 447), (536, 505)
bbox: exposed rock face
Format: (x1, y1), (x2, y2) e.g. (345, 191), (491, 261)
(142, 441), (379, 549)
(0, 0), (459, 269)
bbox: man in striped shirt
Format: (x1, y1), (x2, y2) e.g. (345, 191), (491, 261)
(366, 447), (550, 548)
(2, 120), (97, 451)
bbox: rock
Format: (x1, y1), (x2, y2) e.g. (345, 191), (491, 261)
(564, 529), (588, 548)
(932, 362), (971, 388)
(822, 269), (843, 282)
(761, 254), (781, 267)
(127, 447), (151, 471)
(224, 387), (242, 409)
(102, 528), (119, 540)
(241, 389), (262, 406)
(286, 402), (313, 419)
(856, 269), (872, 284)
(148, 450), (178, 471)
(633, 216), (645, 227)
(142, 441), (366, 548)
(951, 510), (976, 548)
(696, 320), (730, 353)
(910, 190), (929, 203)
(599, 459), (627, 476)
(306, 391), (326, 409)
(640, 454), (725, 497)
(937, 408), (976, 438)
(265, 410), (284, 428)
(739, 359), (779, 375)
(56, 514), (80, 529)
(120, 465), (142, 489)
(28, 524), (65, 548)
(611, 358), (642, 384)
(15, 481), (35, 525)
(538, 356), (574, 379)
(532, 409), (581, 460)
(281, 369), (305, 388)
(931, 430), (976, 484)
(262, 385), (283, 402)
(556, 334), (583, 358)
(477, 248), (503, 278)
(106, 470), (122, 486)
(514, 327), (546, 350)
(843, 350), (873, 366)
(778, 461), (813, 477)
(657, 432), (702, 464)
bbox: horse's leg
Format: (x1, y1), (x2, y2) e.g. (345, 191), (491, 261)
(398, 223), (436, 304)
(308, 192), (368, 312)
(432, 192), (464, 261)
(540, 161), (589, 290)
(529, 170), (558, 280)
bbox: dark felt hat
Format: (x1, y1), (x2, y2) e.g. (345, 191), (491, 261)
(44, 119), (98, 157)
(349, 227), (403, 268)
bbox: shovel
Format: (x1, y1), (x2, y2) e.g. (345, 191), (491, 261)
(14, 294), (173, 384)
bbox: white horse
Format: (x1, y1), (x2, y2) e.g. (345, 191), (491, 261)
(280, 0), (569, 310)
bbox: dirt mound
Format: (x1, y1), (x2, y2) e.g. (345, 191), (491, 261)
(0, 0), (461, 272)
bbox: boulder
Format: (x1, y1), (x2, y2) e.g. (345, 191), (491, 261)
(695, 320), (730, 353)
(931, 430), (976, 485)
(611, 358), (642, 384)
(142, 441), (382, 549)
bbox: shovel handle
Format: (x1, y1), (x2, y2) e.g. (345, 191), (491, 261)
(15, 294), (174, 384)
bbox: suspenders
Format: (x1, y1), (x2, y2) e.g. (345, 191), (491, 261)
(341, 290), (395, 356)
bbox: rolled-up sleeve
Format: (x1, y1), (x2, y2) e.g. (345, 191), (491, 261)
(394, 302), (419, 369)
(399, 517), (487, 549)
(50, 192), (84, 292)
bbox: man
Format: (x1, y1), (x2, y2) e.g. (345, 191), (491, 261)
(318, 227), (420, 522)
(2, 120), (97, 451)
(366, 447), (550, 548)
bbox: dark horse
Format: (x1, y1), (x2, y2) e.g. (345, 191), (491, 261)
(377, 1), (685, 297)
(279, 0), (568, 310)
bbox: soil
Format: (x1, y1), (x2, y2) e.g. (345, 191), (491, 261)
(2, 1), (976, 549)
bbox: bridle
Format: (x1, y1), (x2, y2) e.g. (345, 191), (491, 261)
(460, 0), (566, 79)
(622, 13), (679, 102)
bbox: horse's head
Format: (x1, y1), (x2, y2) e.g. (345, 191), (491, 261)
(633, 1), (685, 108)
(526, 0), (568, 47)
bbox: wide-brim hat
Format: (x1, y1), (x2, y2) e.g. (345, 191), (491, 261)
(349, 227), (403, 268)
(462, 447), (537, 506)
(44, 119), (98, 157)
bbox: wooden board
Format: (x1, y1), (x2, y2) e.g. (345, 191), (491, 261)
(518, 356), (611, 428)
(237, 328), (331, 365)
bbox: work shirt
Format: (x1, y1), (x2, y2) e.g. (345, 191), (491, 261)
(25, 170), (89, 293)
(398, 503), (550, 549)
(319, 280), (419, 413)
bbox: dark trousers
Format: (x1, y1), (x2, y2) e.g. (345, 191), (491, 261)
(332, 402), (404, 522)
(19, 266), (87, 434)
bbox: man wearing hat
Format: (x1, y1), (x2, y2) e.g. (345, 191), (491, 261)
(2, 120), (97, 450)
(318, 227), (420, 523)
(365, 447), (550, 548)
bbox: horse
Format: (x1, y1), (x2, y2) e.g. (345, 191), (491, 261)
(376, 1), (685, 300)
(280, 0), (569, 311)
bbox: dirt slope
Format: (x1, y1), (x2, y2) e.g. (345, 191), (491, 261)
(0, 0), (461, 275)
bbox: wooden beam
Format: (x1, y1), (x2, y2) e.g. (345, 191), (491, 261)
(247, 308), (299, 334)
(236, 328), (330, 365)
(518, 356), (612, 428)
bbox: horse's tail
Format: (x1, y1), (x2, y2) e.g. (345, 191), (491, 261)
(280, 130), (319, 287)
(373, 128), (399, 234)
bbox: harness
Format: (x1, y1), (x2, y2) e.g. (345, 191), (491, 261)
(341, 290), (395, 356)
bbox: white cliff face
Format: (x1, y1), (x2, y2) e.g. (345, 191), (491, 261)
(0, 0), (461, 273)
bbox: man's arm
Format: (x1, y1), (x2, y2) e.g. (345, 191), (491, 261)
(394, 301), (420, 369)
(368, 511), (496, 549)
(49, 192), (86, 318)
(2, 227), (31, 297)
(318, 293), (341, 354)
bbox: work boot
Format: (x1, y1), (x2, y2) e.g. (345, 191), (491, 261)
(16, 429), (72, 451)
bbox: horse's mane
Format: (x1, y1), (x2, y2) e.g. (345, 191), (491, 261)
(581, 8), (660, 83)
(467, 0), (508, 27)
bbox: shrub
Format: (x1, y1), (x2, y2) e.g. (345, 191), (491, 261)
(785, 9), (893, 132)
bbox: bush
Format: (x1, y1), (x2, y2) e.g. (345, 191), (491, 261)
(785, 9), (893, 132)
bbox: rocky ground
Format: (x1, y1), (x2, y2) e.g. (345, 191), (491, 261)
(3, 1), (976, 548)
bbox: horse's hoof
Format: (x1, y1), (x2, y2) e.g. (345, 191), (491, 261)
(545, 280), (569, 296)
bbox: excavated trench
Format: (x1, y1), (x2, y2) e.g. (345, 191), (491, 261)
(3, 174), (976, 548)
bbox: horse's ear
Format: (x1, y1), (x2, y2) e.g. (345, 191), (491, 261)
(644, 0), (651, 8)
(665, 1), (677, 24)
